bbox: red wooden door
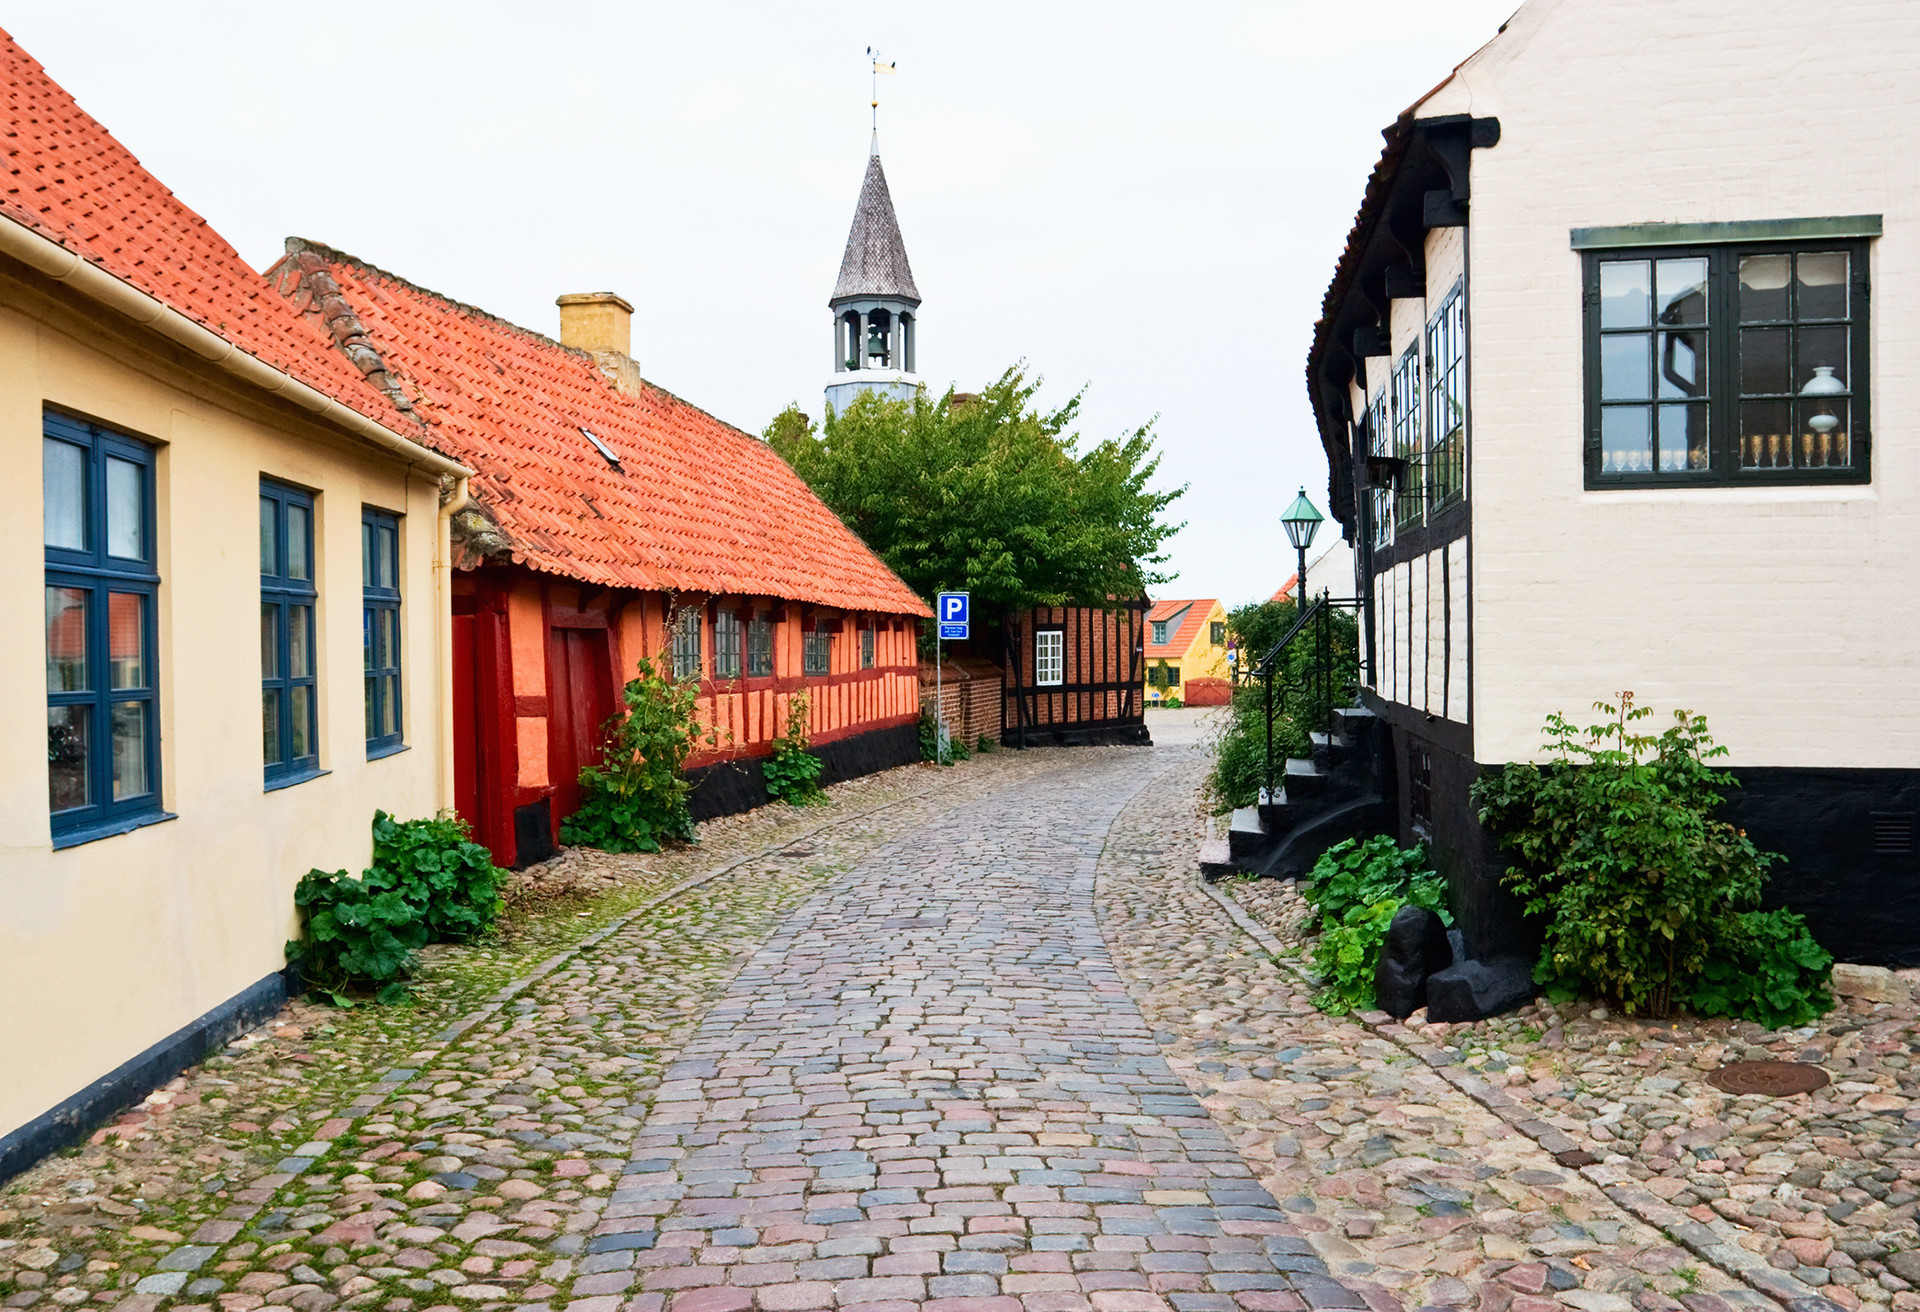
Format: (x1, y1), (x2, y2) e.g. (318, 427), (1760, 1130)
(453, 610), (514, 865)
(453, 614), (480, 826)
(547, 626), (615, 826)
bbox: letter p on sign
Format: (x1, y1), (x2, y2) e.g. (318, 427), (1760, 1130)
(937, 591), (969, 640)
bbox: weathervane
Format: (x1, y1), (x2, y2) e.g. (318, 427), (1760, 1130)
(866, 46), (895, 140)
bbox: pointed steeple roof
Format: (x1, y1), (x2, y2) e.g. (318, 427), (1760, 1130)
(831, 150), (920, 306)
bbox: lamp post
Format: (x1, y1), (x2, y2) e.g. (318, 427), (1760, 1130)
(1281, 487), (1324, 610)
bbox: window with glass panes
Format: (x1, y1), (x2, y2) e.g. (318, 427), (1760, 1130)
(1209, 621), (1226, 646)
(261, 479), (319, 784)
(714, 610), (743, 678)
(362, 508), (402, 754)
(1034, 629), (1064, 686)
(860, 622), (875, 669)
(747, 612), (775, 676)
(1366, 390), (1391, 548)
(44, 413), (161, 842)
(1584, 240), (1868, 484)
(1425, 284), (1465, 511)
(671, 607), (702, 680)
(1391, 344), (1423, 527)
(803, 621), (831, 676)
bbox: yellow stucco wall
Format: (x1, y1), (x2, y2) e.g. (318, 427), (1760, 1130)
(0, 267), (450, 1142)
(1144, 601), (1229, 702)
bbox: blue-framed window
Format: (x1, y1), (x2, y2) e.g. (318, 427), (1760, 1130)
(44, 412), (163, 845)
(261, 479), (319, 785)
(362, 508), (402, 756)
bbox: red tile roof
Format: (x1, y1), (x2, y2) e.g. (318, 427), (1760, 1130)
(271, 242), (928, 616)
(1146, 598), (1215, 659)
(0, 30), (420, 441)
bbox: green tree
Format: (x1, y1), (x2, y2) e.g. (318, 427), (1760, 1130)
(766, 367), (1183, 613)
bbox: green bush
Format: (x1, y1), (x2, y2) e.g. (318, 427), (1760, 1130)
(1206, 601), (1358, 813)
(1206, 684), (1304, 813)
(918, 707), (968, 766)
(1304, 836), (1450, 1014)
(1162, 696), (1184, 710)
(765, 694), (826, 805)
(288, 811), (506, 1006)
(561, 655), (704, 853)
(1472, 694), (1832, 1024)
(975, 734), (996, 754)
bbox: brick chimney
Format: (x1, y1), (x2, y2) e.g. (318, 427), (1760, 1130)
(557, 292), (641, 396)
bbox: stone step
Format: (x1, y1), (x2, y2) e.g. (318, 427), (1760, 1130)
(1198, 838), (1234, 880)
(1283, 757), (1327, 796)
(1228, 805), (1269, 861)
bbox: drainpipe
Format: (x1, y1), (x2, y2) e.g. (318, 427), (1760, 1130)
(436, 474), (472, 814)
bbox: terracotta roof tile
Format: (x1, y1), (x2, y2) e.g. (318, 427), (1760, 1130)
(1146, 598), (1215, 658)
(0, 29), (421, 441)
(274, 244), (928, 616)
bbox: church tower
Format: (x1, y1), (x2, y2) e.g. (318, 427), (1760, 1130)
(826, 139), (922, 413)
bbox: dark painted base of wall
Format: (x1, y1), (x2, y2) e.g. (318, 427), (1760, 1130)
(0, 971), (288, 1185)
(514, 800), (557, 869)
(1002, 723), (1151, 748)
(686, 722), (923, 822)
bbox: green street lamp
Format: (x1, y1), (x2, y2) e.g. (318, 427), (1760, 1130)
(1281, 487), (1324, 609)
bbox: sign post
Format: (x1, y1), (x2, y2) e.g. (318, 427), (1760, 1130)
(934, 592), (969, 761)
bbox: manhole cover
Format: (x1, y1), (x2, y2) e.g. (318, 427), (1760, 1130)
(1706, 1060), (1830, 1095)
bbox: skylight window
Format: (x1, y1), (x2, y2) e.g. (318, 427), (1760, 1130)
(579, 425), (621, 469)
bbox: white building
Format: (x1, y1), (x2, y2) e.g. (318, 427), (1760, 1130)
(1307, 0), (1920, 965)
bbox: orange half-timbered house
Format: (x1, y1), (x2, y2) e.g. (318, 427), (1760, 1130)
(270, 242), (930, 867)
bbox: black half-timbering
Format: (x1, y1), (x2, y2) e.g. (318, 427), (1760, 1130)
(1575, 217), (1877, 489)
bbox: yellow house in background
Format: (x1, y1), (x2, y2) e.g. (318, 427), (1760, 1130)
(1143, 598), (1232, 707)
(0, 34), (466, 1174)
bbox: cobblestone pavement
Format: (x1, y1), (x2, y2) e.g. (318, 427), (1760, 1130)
(1098, 755), (1762, 1312)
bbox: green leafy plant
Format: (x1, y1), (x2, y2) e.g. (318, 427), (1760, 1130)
(1162, 696), (1184, 710)
(561, 654), (706, 852)
(919, 707), (968, 766)
(1472, 694), (1831, 1023)
(975, 734), (996, 754)
(1205, 601), (1359, 813)
(287, 811), (506, 1006)
(1304, 836), (1450, 1013)
(764, 693), (826, 805)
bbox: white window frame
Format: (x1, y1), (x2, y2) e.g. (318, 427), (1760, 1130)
(1034, 629), (1064, 687)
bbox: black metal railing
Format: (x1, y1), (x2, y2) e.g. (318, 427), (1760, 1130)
(1252, 591), (1363, 803)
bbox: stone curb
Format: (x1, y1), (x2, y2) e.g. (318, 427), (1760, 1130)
(1192, 874), (1837, 1312)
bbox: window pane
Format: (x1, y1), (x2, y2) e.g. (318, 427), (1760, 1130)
(289, 604), (313, 679)
(260, 496), (277, 574)
(1799, 397), (1849, 468)
(1656, 258), (1708, 325)
(44, 438), (87, 551)
(1741, 401), (1792, 468)
(108, 592), (147, 689)
(1740, 327), (1791, 395)
(111, 702), (150, 800)
(1796, 252), (1848, 320)
(1797, 325), (1848, 390)
(381, 526), (397, 588)
(106, 456), (143, 560)
(363, 607), (374, 672)
(1739, 254), (1791, 322)
(46, 586), (90, 692)
(289, 685), (312, 760)
(48, 704), (90, 811)
(1600, 406), (1650, 474)
(287, 504), (311, 581)
(1657, 330), (1706, 400)
(1601, 334), (1650, 399)
(1657, 404), (1709, 472)
(365, 673), (377, 740)
(381, 608), (398, 669)
(261, 603), (281, 679)
(263, 688), (282, 765)
(362, 521), (374, 588)
(381, 674), (399, 737)
(1599, 260), (1651, 328)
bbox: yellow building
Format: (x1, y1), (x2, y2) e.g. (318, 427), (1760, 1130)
(1143, 598), (1232, 707)
(0, 35), (467, 1170)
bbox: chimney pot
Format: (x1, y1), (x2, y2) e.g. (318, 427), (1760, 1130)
(556, 292), (634, 357)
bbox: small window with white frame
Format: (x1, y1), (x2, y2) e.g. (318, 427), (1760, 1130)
(1034, 629), (1064, 686)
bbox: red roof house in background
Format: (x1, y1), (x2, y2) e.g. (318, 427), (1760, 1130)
(271, 240), (930, 866)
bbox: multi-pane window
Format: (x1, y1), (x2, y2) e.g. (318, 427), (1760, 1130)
(1150, 619), (1168, 645)
(861, 622), (875, 669)
(1390, 344), (1423, 527)
(261, 479), (319, 785)
(671, 607), (702, 681)
(363, 509), (403, 755)
(1425, 284), (1465, 512)
(1585, 240), (1868, 484)
(747, 612), (775, 677)
(45, 414), (161, 842)
(803, 621), (831, 676)
(1209, 621), (1226, 646)
(1034, 629), (1064, 686)
(714, 610), (743, 679)
(1366, 390), (1391, 548)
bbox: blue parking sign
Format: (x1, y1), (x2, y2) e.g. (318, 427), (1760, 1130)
(937, 591), (969, 640)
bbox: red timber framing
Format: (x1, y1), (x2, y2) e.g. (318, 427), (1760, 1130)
(1001, 603), (1150, 748)
(452, 568), (921, 868)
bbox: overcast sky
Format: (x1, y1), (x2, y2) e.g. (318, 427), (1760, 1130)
(8, 1), (1517, 607)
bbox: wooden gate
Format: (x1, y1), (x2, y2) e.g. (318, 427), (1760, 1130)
(1001, 602), (1149, 747)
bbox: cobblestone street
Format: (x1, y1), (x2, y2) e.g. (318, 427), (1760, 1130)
(0, 725), (1872, 1312)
